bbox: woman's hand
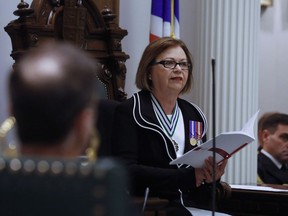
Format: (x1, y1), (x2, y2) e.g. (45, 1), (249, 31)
(202, 157), (227, 183)
(195, 168), (205, 187)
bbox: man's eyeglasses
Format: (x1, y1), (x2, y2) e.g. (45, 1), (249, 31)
(152, 60), (190, 70)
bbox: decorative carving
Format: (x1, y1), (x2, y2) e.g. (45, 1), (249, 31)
(62, 0), (87, 47)
(102, 64), (113, 79)
(13, 0), (34, 17)
(101, 6), (117, 25)
(5, 0), (129, 101)
(29, 34), (38, 46)
(116, 61), (127, 101)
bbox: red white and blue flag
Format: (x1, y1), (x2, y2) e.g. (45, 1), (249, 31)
(150, 0), (180, 42)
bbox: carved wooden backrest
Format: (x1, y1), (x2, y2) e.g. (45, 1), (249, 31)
(5, 0), (129, 101)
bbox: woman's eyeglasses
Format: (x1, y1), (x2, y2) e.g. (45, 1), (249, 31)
(152, 60), (190, 70)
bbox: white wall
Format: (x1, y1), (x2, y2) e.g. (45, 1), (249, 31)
(259, 0), (288, 115)
(119, 0), (151, 98)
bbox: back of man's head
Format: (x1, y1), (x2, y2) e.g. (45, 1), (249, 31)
(8, 41), (98, 147)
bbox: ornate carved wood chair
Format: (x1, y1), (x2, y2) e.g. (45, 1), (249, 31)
(5, 0), (129, 101)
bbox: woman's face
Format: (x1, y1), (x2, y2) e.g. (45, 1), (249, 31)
(150, 46), (189, 97)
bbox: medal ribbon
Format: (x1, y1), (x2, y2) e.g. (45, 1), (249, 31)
(189, 121), (203, 140)
(151, 94), (179, 137)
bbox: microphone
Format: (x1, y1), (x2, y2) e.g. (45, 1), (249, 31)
(211, 58), (216, 215)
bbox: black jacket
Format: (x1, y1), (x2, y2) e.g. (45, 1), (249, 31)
(258, 151), (288, 184)
(112, 90), (217, 205)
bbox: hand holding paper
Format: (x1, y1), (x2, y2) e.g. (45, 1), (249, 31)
(170, 111), (259, 168)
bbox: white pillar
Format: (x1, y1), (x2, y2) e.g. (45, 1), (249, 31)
(188, 0), (260, 184)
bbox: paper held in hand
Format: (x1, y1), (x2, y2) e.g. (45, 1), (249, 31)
(170, 111), (259, 168)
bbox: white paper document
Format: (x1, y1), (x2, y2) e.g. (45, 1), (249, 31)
(186, 207), (231, 216)
(170, 111), (259, 168)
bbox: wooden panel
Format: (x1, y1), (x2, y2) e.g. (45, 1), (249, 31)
(219, 187), (288, 216)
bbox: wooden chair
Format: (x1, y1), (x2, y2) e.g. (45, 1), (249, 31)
(4, 0), (129, 101)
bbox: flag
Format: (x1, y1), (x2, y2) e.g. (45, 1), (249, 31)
(150, 0), (180, 42)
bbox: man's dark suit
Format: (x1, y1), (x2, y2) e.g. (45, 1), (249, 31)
(258, 151), (288, 184)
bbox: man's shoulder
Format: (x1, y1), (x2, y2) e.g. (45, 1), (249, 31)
(258, 152), (278, 170)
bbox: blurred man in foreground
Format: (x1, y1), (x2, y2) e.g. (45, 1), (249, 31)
(3, 41), (135, 216)
(8, 41), (98, 158)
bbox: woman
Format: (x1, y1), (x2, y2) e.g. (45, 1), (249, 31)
(112, 37), (227, 214)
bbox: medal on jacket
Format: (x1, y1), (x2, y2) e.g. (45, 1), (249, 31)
(189, 121), (203, 146)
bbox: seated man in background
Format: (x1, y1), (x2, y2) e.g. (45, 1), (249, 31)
(8, 41), (98, 158)
(258, 112), (288, 185)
